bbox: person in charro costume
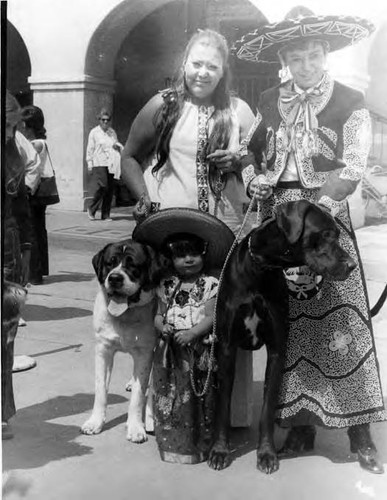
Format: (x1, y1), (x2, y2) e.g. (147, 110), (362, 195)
(133, 208), (235, 463)
(234, 7), (386, 474)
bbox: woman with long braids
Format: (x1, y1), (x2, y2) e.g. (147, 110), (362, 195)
(121, 29), (257, 428)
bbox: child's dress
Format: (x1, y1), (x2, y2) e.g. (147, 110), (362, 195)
(153, 274), (218, 464)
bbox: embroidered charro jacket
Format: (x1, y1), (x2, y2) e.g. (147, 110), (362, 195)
(242, 73), (372, 213)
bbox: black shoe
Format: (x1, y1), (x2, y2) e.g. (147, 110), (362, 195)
(348, 424), (384, 474)
(278, 425), (316, 457)
(87, 208), (96, 221)
(357, 446), (384, 474)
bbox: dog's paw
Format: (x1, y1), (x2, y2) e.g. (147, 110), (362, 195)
(80, 415), (105, 435)
(126, 421), (147, 443)
(256, 447), (279, 474)
(207, 443), (231, 470)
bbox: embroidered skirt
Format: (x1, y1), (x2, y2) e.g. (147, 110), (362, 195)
(260, 187), (386, 428)
(153, 337), (217, 463)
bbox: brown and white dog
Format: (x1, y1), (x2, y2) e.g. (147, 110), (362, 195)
(81, 239), (166, 442)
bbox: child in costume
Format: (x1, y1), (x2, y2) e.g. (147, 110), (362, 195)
(132, 208), (234, 463)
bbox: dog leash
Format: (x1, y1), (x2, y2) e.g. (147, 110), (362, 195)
(190, 188), (262, 397)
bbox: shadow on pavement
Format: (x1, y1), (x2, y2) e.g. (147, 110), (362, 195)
(110, 216), (134, 222)
(103, 413), (128, 431)
(44, 272), (95, 284)
(23, 305), (92, 321)
(227, 383), (387, 469)
(2, 393), (128, 470)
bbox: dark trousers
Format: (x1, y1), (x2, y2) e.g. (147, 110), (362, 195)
(1, 334), (16, 422)
(30, 202), (48, 282)
(2, 224), (21, 422)
(89, 167), (114, 219)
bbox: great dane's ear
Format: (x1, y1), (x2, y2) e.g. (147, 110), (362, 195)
(92, 245), (109, 283)
(142, 245), (171, 290)
(276, 200), (312, 244)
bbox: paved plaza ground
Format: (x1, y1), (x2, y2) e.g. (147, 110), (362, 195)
(2, 206), (387, 500)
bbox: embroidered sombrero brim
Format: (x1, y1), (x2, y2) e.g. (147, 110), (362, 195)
(132, 208), (235, 269)
(233, 15), (375, 63)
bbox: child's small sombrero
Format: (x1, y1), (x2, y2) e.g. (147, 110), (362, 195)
(132, 208), (235, 269)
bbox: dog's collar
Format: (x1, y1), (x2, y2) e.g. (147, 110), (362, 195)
(127, 289), (155, 308)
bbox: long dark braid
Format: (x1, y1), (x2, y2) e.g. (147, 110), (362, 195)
(152, 29), (234, 176)
(152, 87), (185, 174)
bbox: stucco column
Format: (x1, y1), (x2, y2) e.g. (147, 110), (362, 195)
(29, 76), (115, 211)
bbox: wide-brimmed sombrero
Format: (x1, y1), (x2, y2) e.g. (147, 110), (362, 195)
(233, 8), (375, 64)
(132, 208), (235, 269)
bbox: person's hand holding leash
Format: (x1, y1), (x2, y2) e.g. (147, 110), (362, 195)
(133, 193), (152, 222)
(161, 323), (174, 340)
(248, 175), (273, 200)
(207, 150), (240, 174)
(174, 329), (196, 347)
(247, 155), (273, 200)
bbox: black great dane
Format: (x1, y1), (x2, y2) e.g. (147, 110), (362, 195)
(208, 200), (356, 474)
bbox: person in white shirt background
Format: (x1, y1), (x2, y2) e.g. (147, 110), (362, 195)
(86, 108), (123, 221)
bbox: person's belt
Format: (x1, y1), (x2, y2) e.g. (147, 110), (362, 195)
(276, 181), (304, 189)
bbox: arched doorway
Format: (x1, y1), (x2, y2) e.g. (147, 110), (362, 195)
(6, 21), (32, 105)
(113, 0), (190, 143)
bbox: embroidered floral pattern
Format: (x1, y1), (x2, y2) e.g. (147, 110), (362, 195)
(329, 330), (353, 355)
(320, 126), (338, 145)
(266, 127), (275, 161)
(296, 138), (328, 187)
(260, 187), (386, 427)
(341, 109), (371, 182)
(196, 106), (210, 212)
(318, 195), (345, 217)
(153, 274), (219, 462)
(159, 275), (218, 332)
(239, 109), (262, 151)
(317, 138), (335, 160)
(241, 164), (256, 190)
(265, 75), (371, 189)
(266, 124), (288, 185)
